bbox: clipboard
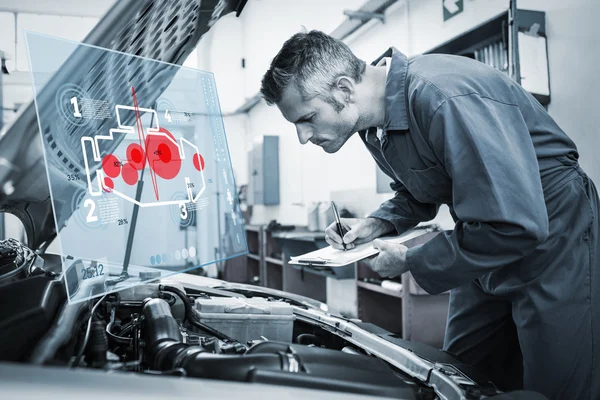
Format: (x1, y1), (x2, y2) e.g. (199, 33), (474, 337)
(289, 228), (431, 267)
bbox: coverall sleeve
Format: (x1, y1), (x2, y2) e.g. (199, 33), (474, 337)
(407, 94), (549, 294)
(369, 158), (439, 235)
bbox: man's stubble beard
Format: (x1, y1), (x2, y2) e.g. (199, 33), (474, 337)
(334, 111), (371, 152)
(324, 105), (369, 154)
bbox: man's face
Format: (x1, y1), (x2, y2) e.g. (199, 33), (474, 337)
(277, 84), (359, 153)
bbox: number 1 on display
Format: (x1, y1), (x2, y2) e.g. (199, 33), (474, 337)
(71, 96), (82, 118)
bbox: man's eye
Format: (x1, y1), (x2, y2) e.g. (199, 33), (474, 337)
(307, 115), (315, 122)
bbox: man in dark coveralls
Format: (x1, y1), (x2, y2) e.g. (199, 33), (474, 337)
(260, 31), (599, 399)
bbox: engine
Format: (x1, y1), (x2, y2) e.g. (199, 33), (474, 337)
(0, 270), (424, 399)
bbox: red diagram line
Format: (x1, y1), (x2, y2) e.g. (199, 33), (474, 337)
(131, 86), (160, 201)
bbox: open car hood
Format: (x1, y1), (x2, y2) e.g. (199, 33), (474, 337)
(0, 0), (246, 250)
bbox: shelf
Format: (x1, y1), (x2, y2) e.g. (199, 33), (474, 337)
(423, 9), (546, 57)
(246, 253), (260, 261)
(357, 281), (402, 299)
(265, 256), (283, 266)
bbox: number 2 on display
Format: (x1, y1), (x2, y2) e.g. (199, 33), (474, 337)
(84, 199), (98, 223)
(81, 264), (104, 280)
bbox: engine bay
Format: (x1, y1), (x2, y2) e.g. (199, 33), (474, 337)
(2, 243), (553, 400)
(0, 268), (429, 399)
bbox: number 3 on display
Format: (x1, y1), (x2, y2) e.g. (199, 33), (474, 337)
(180, 203), (188, 220)
(71, 96), (82, 118)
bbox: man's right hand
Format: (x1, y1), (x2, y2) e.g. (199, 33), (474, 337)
(325, 217), (395, 250)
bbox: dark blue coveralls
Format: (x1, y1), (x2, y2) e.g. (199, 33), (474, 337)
(362, 48), (599, 399)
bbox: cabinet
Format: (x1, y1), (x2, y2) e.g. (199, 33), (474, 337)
(356, 231), (449, 347)
(423, 8), (549, 105)
(263, 228), (284, 290)
(223, 225), (261, 285)
(275, 230), (328, 303)
(248, 135), (279, 205)
(223, 225), (284, 289)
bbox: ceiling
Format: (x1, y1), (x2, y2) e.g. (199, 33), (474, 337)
(0, 0), (116, 17)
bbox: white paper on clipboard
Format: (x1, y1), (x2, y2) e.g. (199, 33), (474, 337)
(289, 229), (431, 267)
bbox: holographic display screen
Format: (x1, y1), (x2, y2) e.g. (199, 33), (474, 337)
(26, 32), (247, 303)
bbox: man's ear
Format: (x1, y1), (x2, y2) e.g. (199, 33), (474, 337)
(334, 76), (356, 104)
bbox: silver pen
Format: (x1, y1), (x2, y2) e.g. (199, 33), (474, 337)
(331, 201), (347, 251)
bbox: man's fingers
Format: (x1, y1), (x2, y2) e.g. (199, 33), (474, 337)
(325, 223), (343, 244)
(342, 229), (357, 244)
(364, 253), (387, 277)
(365, 241), (409, 278)
(341, 220), (353, 233)
(372, 238), (387, 250)
(325, 234), (345, 250)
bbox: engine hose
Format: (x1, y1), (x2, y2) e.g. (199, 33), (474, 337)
(158, 285), (233, 341)
(106, 320), (132, 345)
(142, 298), (285, 378)
(106, 309), (133, 345)
(157, 285), (191, 322)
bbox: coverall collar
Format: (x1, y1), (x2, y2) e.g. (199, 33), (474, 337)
(372, 47), (410, 131)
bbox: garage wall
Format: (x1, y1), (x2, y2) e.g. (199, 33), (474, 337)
(201, 0), (369, 225)
(521, 0), (600, 186)
(213, 0), (439, 226)
(1, 0), (597, 237)
(406, 0), (600, 224)
(205, 0), (599, 228)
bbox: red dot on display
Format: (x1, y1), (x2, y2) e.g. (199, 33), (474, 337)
(122, 163), (139, 186)
(158, 143), (171, 163)
(145, 128), (181, 180)
(102, 154), (121, 178)
(193, 153), (205, 171)
(131, 148), (142, 163)
(104, 177), (114, 191)
(127, 143), (145, 170)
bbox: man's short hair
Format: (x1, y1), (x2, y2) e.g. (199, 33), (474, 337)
(260, 30), (366, 109)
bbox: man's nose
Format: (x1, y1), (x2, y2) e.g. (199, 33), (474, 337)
(296, 125), (313, 145)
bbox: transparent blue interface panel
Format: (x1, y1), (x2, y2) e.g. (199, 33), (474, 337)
(26, 32), (247, 303)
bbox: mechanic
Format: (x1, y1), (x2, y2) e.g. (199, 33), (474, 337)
(259, 30), (599, 399)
